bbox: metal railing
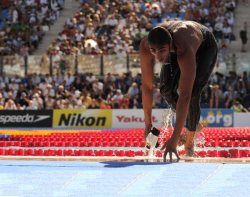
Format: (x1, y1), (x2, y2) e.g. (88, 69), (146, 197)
(0, 52), (249, 77)
(0, 53), (141, 77)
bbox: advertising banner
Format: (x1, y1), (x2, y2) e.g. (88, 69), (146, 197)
(112, 109), (163, 128)
(171, 109), (234, 128)
(200, 109), (234, 127)
(0, 110), (53, 128)
(112, 108), (234, 128)
(53, 109), (112, 128)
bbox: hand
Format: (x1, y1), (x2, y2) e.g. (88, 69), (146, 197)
(161, 134), (180, 162)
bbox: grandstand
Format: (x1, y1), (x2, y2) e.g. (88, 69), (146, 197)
(0, 1), (249, 196)
(0, 0), (249, 111)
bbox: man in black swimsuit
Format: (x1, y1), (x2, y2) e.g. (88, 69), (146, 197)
(139, 20), (218, 161)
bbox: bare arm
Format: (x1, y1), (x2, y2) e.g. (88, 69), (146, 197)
(173, 27), (202, 136)
(139, 37), (155, 129)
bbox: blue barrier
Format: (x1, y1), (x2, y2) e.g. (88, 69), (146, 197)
(200, 109), (234, 127)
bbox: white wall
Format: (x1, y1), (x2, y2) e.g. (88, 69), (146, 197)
(234, 113), (250, 127)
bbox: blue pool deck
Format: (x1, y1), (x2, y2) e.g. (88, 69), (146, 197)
(0, 160), (249, 197)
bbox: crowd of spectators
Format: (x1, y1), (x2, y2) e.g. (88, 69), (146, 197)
(0, 0), (240, 59)
(204, 71), (250, 112)
(0, 0), (64, 56)
(0, 0), (249, 112)
(0, 70), (249, 112)
(0, 0), (238, 57)
(47, 0), (237, 57)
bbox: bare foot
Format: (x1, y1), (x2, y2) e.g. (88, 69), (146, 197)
(197, 120), (208, 132)
(178, 121), (207, 156)
(184, 132), (195, 157)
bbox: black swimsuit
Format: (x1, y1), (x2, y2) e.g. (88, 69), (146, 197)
(159, 25), (218, 131)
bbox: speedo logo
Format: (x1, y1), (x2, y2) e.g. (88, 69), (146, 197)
(58, 113), (106, 126)
(0, 114), (50, 124)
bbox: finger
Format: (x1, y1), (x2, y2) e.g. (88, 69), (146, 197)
(169, 152), (172, 162)
(174, 150), (180, 161)
(163, 150), (168, 162)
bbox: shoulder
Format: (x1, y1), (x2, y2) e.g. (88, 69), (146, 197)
(174, 21), (199, 35)
(159, 21), (202, 39)
(173, 21), (203, 51)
